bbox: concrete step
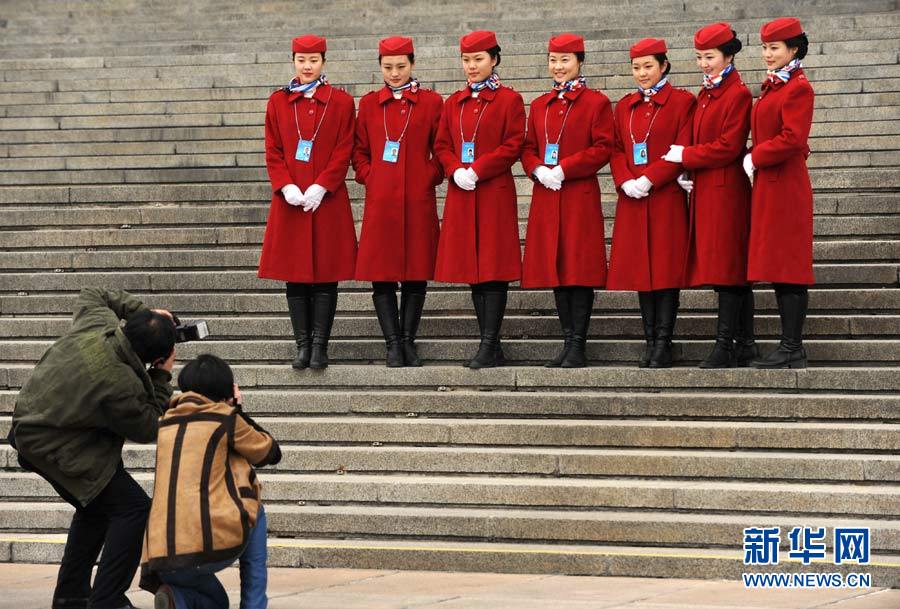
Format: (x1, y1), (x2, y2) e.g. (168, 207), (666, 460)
(5, 338), (899, 365)
(4, 412), (899, 449)
(3, 441), (896, 483)
(2, 314), (896, 340)
(0, 267), (896, 293)
(2, 533), (897, 586)
(3, 502), (898, 551)
(2, 472), (897, 517)
(0, 240), (897, 271)
(2, 289), (896, 317)
(2, 388), (899, 420)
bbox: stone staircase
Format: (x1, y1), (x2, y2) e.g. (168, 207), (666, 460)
(1, 0), (899, 586)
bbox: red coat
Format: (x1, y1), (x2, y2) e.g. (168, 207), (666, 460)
(748, 69), (815, 285)
(433, 84), (526, 284)
(607, 84), (696, 291)
(353, 86), (444, 282)
(258, 84), (357, 283)
(521, 87), (615, 288)
(681, 69), (753, 287)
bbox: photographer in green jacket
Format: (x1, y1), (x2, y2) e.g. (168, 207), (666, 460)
(9, 288), (177, 609)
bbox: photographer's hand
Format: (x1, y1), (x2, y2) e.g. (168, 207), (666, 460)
(153, 348), (177, 373)
(152, 309), (174, 322)
(232, 383), (243, 408)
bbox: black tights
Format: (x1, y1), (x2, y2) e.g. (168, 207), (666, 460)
(373, 281), (427, 296)
(286, 282), (337, 298)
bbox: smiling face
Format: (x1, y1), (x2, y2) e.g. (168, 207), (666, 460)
(761, 41), (797, 71)
(293, 53), (324, 84)
(631, 55), (667, 89)
(548, 53), (582, 84)
(462, 51), (497, 82)
(695, 47), (731, 76)
(381, 54), (413, 88)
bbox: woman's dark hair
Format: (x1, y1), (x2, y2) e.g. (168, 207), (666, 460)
(548, 51), (586, 63)
(378, 53), (415, 63)
(178, 354), (235, 403)
(124, 310), (176, 364)
(486, 44), (502, 66)
(783, 33), (809, 60)
(653, 53), (672, 76)
(717, 31), (743, 59)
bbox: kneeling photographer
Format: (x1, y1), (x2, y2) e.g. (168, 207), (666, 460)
(9, 288), (179, 609)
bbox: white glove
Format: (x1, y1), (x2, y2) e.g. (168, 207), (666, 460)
(533, 166), (562, 191)
(302, 183), (327, 212)
(550, 165), (565, 184)
(466, 167), (478, 185)
(621, 179), (647, 199)
(453, 167), (476, 191)
(281, 184), (304, 207)
(743, 153), (755, 181)
(662, 145), (684, 163)
(676, 172), (693, 194)
(634, 175), (653, 196)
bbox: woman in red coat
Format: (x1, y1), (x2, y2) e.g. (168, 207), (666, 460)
(661, 23), (755, 368)
(743, 18), (815, 369)
(353, 36), (444, 368)
(433, 30), (526, 369)
(259, 35), (357, 370)
(608, 38), (695, 368)
(521, 33), (615, 368)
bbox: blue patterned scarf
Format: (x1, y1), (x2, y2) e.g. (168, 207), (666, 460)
(553, 75), (587, 93)
(469, 72), (501, 92)
(285, 74), (328, 94)
(387, 78), (420, 94)
(639, 76), (668, 98)
(702, 63), (734, 90)
(764, 58), (802, 89)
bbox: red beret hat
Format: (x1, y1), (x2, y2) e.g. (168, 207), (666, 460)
(292, 35), (327, 54)
(630, 38), (667, 59)
(760, 17), (803, 42)
(379, 36), (414, 56)
(694, 22), (735, 50)
(460, 30), (499, 53)
(549, 33), (585, 54)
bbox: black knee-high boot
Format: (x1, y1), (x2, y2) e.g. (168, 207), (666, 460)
(753, 284), (808, 369)
(466, 284), (486, 368)
(286, 283), (311, 369)
(649, 288), (679, 368)
(400, 282), (427, 367)
(734, 287), (759, 367)
(561, 287), (593, 368)
(699, 287), (742, 369)
(637, 291), (656, 368)
(469, 283), (508, 369)
(546, 287), (573, 368)
(309, 283), (338, 370)
(372, 283), (404, 368)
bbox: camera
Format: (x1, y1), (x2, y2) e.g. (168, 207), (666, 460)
(171, 315), (210, 343)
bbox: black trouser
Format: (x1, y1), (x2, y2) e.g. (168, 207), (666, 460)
(47, 461), (151, 609)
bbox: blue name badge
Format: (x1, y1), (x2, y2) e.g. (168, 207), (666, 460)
(633, 142), (648, 165)
(295, 139), (313, 162)
(544, 143), (560, 166)
(461, 141), (476, 164)
(383, 140), (400, 163)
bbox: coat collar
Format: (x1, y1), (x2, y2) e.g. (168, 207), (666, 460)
(460, 84), (499, 102)
(559, 85), (587, 102)
(378, 85), (419, 105)
(628, 81), (672, 107)
(700, 67), (742, 99)
(168, 391), (215, 411)
(288, 82), (332, 104)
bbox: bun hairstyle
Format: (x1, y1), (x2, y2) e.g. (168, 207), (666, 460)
(783, 32), (809, 60)
(486, 44), (502, 66)
(653, 53), (672, 76)
(717, 30), (743, 57)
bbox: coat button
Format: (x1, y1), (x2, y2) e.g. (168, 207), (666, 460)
(401, 109), (407, 114)
(559, 110), (565, 115)
(562, 100), (567, 105)
(401, 99), (407, 105)
(308, 109), (315, 115)
(474, 108), (479, 114)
